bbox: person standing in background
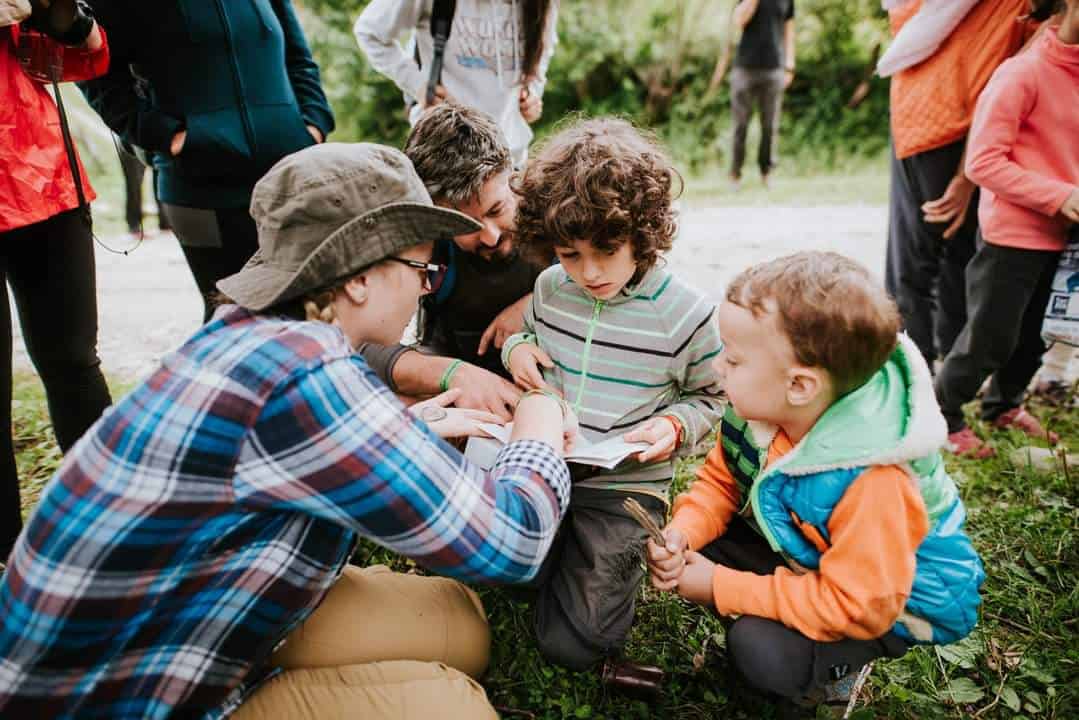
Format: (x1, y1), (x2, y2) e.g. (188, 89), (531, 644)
(883, 0), (1036, 372)
(0, 0), (112, 562)
(80, 0), (334, 322)
(727, 0), (795, 188)
(355, 0), (559, 167)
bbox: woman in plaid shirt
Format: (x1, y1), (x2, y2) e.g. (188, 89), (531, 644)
(0, 143), (575, 720)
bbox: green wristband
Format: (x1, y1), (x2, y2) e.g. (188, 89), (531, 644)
(439, 359), (464, 393)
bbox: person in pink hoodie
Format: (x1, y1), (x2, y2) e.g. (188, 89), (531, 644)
(934, 0), (1079, 458)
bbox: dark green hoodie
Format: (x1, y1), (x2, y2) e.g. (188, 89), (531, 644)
(81, 0), (335, 209)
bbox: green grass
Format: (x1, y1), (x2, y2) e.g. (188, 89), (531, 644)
(13, 373), (1077, 719)
(682, 151), (891, 208)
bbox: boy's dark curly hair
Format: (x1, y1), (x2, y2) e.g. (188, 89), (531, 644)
(512, 117), (681, 282)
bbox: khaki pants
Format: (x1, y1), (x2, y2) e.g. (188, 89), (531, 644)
(232, 565), (497, 720)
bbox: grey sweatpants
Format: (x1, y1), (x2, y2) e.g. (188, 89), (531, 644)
(730, 67), (786, 179)
(934, 235), (1061, 433)
(885, 139), (978, 366)
(530, 486), (666, 671)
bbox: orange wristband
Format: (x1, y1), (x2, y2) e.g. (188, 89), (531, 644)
(661, 415), (684, 448)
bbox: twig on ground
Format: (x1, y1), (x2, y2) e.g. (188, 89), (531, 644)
(972, 672), (1010, 718)
(984, 612), (1059, 642)
(842, 662), (874, 719)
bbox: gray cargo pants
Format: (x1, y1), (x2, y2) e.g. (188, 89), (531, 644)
(730, 66), (786, 179)
(530, 486), (667, 671)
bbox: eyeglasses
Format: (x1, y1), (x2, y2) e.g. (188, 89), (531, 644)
(386, 257), (448, 293)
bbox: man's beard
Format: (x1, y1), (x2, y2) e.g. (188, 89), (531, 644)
(477, 234), (518, 265)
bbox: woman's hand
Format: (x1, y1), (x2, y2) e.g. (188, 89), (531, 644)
(511, 390), (578, 456)
(409, 388), (502, 439)
(560, 403), (579, 454)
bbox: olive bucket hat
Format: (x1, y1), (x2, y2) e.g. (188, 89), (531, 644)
(217, 142), (482, 311)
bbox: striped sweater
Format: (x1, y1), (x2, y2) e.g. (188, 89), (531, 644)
(503, 264), (725, 498)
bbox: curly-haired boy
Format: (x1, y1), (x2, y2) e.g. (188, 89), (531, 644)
(648, 252), (985, 712)
(502, 118), (724, 674)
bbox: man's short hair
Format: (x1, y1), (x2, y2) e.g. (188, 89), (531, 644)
(726, 251), (902, 396)
(403, 104), (512, 206)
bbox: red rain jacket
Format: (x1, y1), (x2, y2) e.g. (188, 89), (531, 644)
(0, 24), (109, 233)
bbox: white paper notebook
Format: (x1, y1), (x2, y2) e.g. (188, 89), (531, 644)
(464, 423), (650, 470)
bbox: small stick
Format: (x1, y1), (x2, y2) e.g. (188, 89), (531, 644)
(623, 497), (666, 545)
(843, 662), (875, 719)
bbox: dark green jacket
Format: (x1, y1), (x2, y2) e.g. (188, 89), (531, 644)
(80, 0), (334, 208)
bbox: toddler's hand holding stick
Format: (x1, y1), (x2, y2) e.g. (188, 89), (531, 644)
(623, 497), (665, 545)
(625, 498), (690, 592)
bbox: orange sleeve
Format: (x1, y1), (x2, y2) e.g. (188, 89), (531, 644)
(710, 465), (930, 642)
(669, 442), (741, 551)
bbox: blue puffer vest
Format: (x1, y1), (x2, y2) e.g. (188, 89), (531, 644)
(721, 336), (985, 645)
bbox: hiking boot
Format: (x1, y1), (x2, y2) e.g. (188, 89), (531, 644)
(991, 407), (1059, 445)
(946, 427), (995, 458)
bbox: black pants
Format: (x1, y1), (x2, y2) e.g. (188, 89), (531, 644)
(730, 67), (786, 179)
(935, 235), (1061, 433)
(119, 151), (168, 234)
(701, 518), (909, 702)
(885, 139), (978, 366)
(0, 210), (112, 560)
(161, 204), (260, 323)
(530, 486), (667, 671)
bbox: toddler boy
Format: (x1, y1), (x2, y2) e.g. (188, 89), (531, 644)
(648, 251), (984, 710)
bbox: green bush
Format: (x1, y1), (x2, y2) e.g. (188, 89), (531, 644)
(299, 0), (891, 172)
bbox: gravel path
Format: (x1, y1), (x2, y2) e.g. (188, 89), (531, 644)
(11, 203), (888, 382)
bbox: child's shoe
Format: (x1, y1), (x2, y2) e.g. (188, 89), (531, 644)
(1031, 378), (1075, 407)
(946, 427), (996, 458)
(991, 407), (1059, 445)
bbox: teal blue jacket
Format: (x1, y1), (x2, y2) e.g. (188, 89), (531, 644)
(81, 0), (334, 209)
(718, 336), (985, 645)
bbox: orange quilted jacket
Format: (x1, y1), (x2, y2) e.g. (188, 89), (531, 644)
(889, 0), (1032, 160)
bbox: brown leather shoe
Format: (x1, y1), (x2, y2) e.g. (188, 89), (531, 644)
(600, 658), (664, 699)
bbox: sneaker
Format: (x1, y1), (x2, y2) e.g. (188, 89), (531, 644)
(991, 407), (1059, 445)
(1031, 379), (1074, 406)
(946, 427), (996, 458)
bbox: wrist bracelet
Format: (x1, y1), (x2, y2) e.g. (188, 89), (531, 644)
(521, 388), (569, 419)
(439, 359), (463, 392)
(660, 415), (684, 448)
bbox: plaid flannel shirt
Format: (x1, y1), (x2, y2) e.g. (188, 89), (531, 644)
(0, 307), (570, 719)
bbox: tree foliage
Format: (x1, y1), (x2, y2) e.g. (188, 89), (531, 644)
(298, 0), (891, 171)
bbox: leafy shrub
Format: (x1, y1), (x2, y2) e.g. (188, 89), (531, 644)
(300, 0), (891, 172)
